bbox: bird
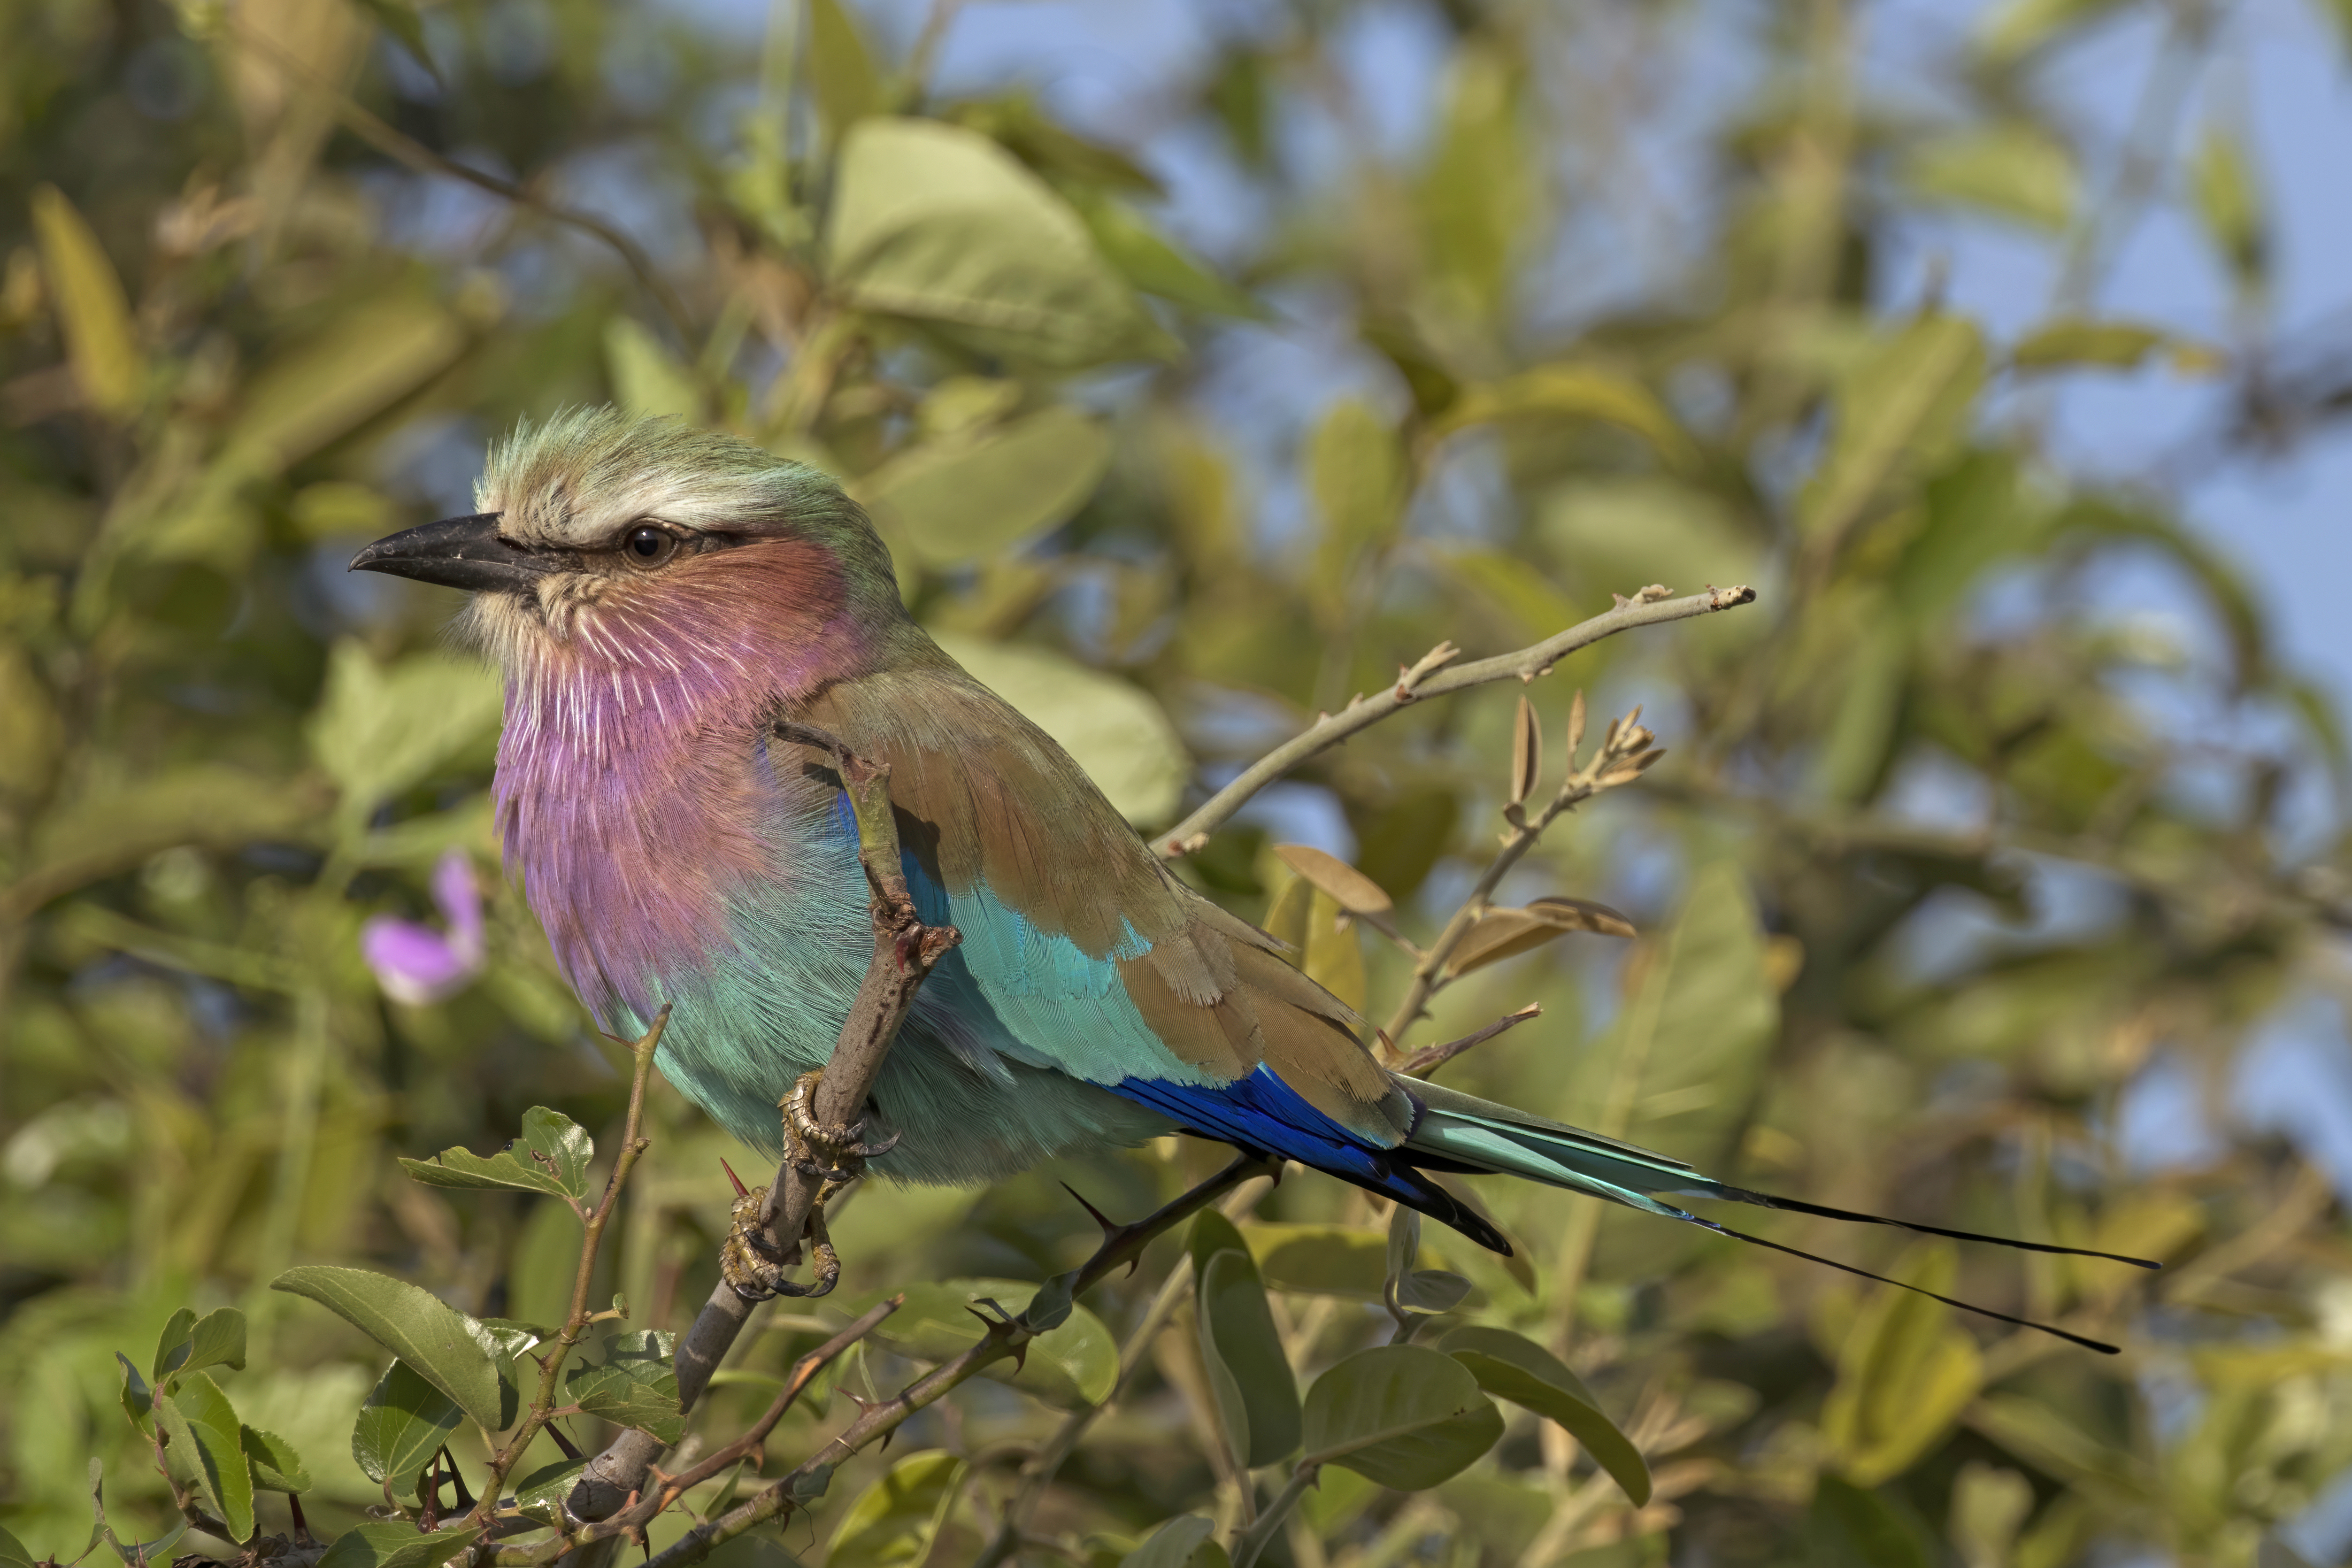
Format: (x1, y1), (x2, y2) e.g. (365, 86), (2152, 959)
(353, 408), (2152, 1348)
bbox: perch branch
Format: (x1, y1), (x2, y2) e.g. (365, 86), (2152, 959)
(1156, 586), (1753, 857)
(563, 725), (957, 1530)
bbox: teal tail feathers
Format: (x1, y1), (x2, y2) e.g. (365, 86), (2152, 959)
(1398, 1077), (2156, 1354)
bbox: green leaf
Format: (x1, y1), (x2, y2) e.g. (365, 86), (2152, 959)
(1975, 0), (2130, 61)
(863, 406), (1113, 570)
(1535, 477), (1758, 612)
(153, 1307), (198, 1384)
(1307, 399), (1404, 622)
(860, 1279), (1117, 1408)
(828, 117), (1153, 366)
(155, 1374), (256, 1544)
(30, 184), (146, 419)
(565, 1331), (682, 1444)
(1557, 861), (1777, 1168)
(273, 1267), (511, 1430)
(1892, 450), (2058, 623)
(825, 1451), (966, 1568)
(223, 298), (467, 475)
(1438, 1326), (1650, 1505)
(0, 1522), (37, 1568)
(1819, 1244), (1984, 1486)
(602, 317), (703, 423)
(117, 1352), (154, 1435)
(307, 643), (503, 829)
(1437, 364), (1696, 466)
(399, 1107), (593, 1202)
(1121, 1515), (1228, 1568)
(1191, 1214), (1301, 1467)
(28, 766), (325, 903)
(178, 1307), (247, 1383)
(1073, 190), (1264, 318)
(2189, 123), (2267, 293)
(1392, 1270), (1472, 1315)
(351, 1360), (463, 1494)
(928, 632), (1188, 828)
(1806, 1476), (1931, 1568)
(2011, 319), (2171, 371)
(353, 0), (438, 82)
(313, 1523), (481, 1568)
(240, 1427), (312, 1494)
(1239, 1223), (1391, 1299)
(1903, 122), (2078, 230)
(1299, 1345), (1505, 1491)
(510, 1459), (588, 1525)
(1799, 313), (1986, 548)
(808, 0), (881, 136)
(1417, 42), (1533, 325)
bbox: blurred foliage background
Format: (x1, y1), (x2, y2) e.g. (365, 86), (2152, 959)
(6, 0), (2352, 1564)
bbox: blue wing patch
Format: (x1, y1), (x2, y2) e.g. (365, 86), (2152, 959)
(1112, 1067), (1431, 1208)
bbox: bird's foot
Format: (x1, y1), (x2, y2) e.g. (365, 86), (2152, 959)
(718, 1182), (841, 1301)
(783, 1069), (900, 1190)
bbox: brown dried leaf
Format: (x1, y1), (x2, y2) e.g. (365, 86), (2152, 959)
(1510, 695), (1542, 806)
(1600, 748), (1667, 785)
(1273, 843), (1395, 915)
(1565, 689), (1587, 765)
(1445, 897), (1636, 976)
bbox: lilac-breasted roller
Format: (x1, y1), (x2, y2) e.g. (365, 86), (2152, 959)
(354, 410), (2150, 1344)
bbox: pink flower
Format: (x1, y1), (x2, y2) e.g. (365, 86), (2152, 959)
(361, 851), (486, 1006)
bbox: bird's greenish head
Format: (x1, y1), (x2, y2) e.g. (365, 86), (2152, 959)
(350, 407), (908, 679)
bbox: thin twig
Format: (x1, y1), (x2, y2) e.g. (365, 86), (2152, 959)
(225, 17), (698, 345)
(463, 1008), (671, 1546)
(1157, 587), (1752, 858)
(1396, 1003), (1544, 1078)
(618, 1157), (1279, 1568)
(564, 727), (955, 1529)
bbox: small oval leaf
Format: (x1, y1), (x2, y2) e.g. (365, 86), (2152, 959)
(1121, 1515), (1225, 1568)
(1445, 897), (1637, 976)
(1300, 1344), (1504, 1490)
(1438, 1326), (1650, 1505)
(1510, 695), (1542, 805)
(351, 1360), (463, 1494)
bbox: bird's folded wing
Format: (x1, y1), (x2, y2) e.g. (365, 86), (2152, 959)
(799, 666), (1412, 1144)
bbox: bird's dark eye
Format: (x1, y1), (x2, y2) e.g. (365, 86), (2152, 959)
(623, 526), (678, 568)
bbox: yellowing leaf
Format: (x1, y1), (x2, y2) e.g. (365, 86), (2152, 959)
(31, 185), (146, 418)
(1444, 897), (1635, 977)
(2012, 319), (2171, 372)
(1820, 1244), (1985, 1486)
(1273, 844), (1393, 915)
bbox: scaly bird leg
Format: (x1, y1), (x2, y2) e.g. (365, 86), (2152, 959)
(717, 1070), (900, 1301)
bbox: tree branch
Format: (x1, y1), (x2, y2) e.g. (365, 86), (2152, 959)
(1156, 586), (1754, 857)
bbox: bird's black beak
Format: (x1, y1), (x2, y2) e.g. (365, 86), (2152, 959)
(349, 512), (555, 594)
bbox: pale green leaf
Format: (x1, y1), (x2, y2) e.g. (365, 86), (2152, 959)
(827, 117), (1151, 365)
(272, 1267), (511, 1430)
(1439, 364), (1696, 466)
(0, 1523), (34, 1568)
(862, 406), (1113, 569)
(1904, 123), (2078, 230)
(178, 1307), (247, 1383)
(307, 642), (503, 826)
(224, 299), (467, 474)
(602, 316), (702, 423)
(399, 1106), (593, 1202)
(30, 185), (145, 418)
(1073, 190), (1263, 318)
(1799, 314), (1986, 546)
(1819, 1244), (1985, 1486)
(2189, 123), (2267, 292)
(809, 0), (881, 135)
(826, 1451), (966, 1568)
(2011, 319), (2171, 371)
(153, 1307), (198, 1384)
(929, 631), (1188, 828)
